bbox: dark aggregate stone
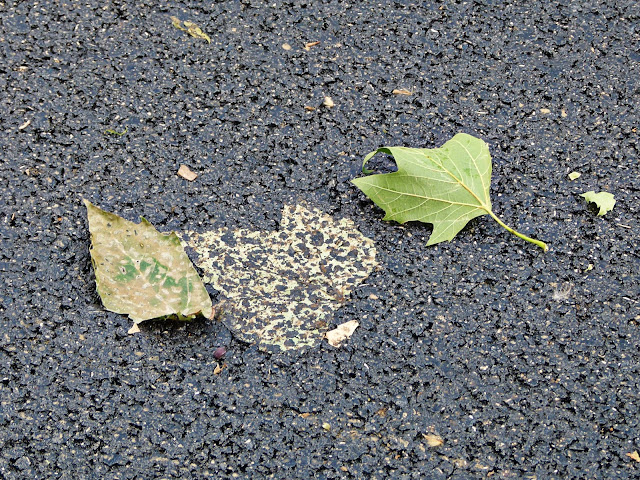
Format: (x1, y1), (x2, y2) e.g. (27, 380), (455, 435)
(1, 0), (639, 479)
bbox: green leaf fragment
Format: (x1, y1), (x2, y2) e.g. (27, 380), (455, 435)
(84, 200), (212, 330)
(171, 16), (211, 43)
(568, 171), (581, 181)
(182, 204), (378, 353)
(580, 191), (615, 216)
(352, 133), (548, 252)
(104, 127), (127, 136)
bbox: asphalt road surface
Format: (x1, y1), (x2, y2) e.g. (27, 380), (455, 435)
(1, 1), (639, 479)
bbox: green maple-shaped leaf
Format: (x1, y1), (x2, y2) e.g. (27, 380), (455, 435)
(352, 133), (548, 251)
(580, 191), (615, 216)
(182, 204), (378, 353)
(84, 200), (212, 331)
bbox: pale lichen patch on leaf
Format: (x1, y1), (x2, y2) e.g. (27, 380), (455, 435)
(84, 200), (212, 331)
(182, 204), (377, 352)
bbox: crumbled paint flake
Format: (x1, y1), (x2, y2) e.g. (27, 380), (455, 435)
(183, 204), (377, 352)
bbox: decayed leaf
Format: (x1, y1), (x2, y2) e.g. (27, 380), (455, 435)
(352, 133), (548, 251)
(84, 200), (212, 330)
(177, 164), (198, 181)
(182, 204), (377, 352)
(326, 320), (359, 347)
(581, 191), (615, 216)
(171, 16), (210, 43)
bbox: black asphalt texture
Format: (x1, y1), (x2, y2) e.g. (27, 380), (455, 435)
(1, 1), (639, 479)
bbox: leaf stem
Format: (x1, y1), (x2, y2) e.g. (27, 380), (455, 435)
(487, 211), (548, 252)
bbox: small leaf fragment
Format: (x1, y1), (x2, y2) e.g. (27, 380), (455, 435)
(170, 16), (183, 30)
(627, 451), (640, 462)
(323, 96), (335, 108)
(568, 171), (581, 181)
(104, 127), (127, 136)
(423, 433), (444, 447)
(177, 164), (198, 181)
(84, 200), (212, 330)
(183, 21), (211, 43)
(171, 16), (210, 43)
(580, 191), (615, 216)
(353, 133), (548, 251)
(326, 320), (359, 347)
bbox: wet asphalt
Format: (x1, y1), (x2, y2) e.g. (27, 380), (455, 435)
(1, 1), (639, 479)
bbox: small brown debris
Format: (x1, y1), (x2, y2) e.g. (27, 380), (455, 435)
(323, 96), (335, 108)
(627, 451), (640, 462)
(177, 164), (198, 181)
(322, 422), (331, 431)
(392, 88), (413, 95)
(304, 41), (320, 49)
(561, 108), (568, 118)
(540, 108), (551, 114)
(213, 364), (223, 375)
(299, 412), (312, 418)
(423, 433), (444, 447)
(209, 303), (225, 320)
(326, 320), (359, 347)
(340, 466), (348, 472)
(18, 119), (31, 130)
(282, 43), (292, 51)
(304, 105), (316, 111)
(213, 347), (226, 359)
